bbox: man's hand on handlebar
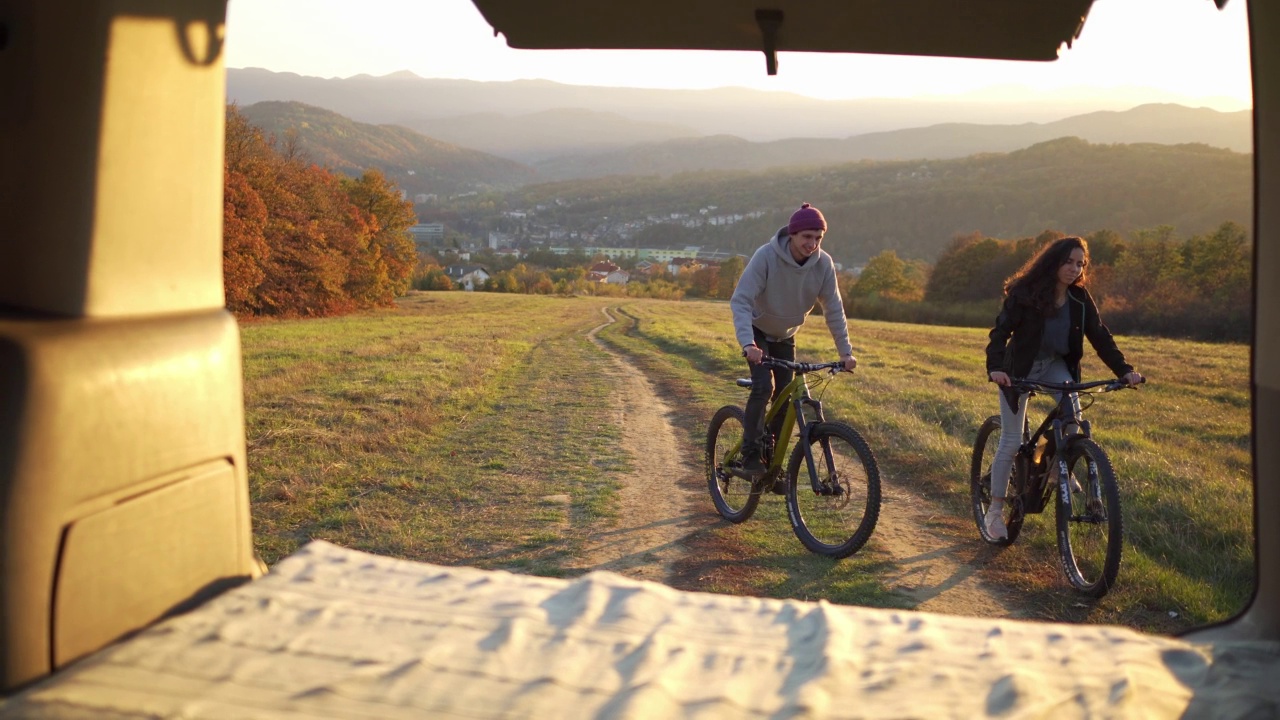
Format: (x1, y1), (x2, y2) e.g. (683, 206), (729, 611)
(743, 345), (764, 364)
(1122, 371), (1144, 387)
(840, 354), (857, 372)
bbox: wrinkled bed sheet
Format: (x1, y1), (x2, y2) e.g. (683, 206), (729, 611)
(2, 540), (1277, 719)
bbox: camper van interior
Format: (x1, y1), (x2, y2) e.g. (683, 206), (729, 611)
(0, 0), (1275, 716)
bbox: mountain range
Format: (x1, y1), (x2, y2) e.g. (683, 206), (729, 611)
(234, 93), (1250, 201)
(532, 104), (1250, 180)
(226, 69), (1250, 165)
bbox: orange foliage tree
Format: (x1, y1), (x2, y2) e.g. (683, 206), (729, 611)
(222, 105), (419, 318)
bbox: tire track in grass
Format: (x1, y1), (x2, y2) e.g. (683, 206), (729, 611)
(562, 308), (707, 584)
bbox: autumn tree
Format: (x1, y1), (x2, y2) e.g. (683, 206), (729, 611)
(850, 250), (926, 302)
(925, 232), (1013, 303)
(1084, 228), (1126, 267)
(686, 265), (720, 298)
(342, 169), (419, 297)
(414, 264), (455, 291)
(223, 167), (270, 315)
(1182, 221), (1250, 306)
(223, 106), (422, 318)
(715, 256), (746, 298)
(223, 106), (274, 315)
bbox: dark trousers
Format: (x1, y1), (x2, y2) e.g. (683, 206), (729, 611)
(743, 327), (795, 449)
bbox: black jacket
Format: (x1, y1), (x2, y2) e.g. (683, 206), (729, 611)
(985, 285), (1133, 382)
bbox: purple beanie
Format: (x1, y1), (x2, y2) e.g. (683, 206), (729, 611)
(788, 203), (827, 235)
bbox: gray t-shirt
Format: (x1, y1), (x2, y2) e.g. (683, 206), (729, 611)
(1038, 300), (1071, 360)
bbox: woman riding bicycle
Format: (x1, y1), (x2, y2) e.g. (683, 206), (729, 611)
(983, 236), (1143, 540)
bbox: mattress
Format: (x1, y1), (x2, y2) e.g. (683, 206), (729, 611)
(2, 540), (1277, 718)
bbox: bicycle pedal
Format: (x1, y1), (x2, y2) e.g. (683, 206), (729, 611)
(746, 469), (773, 490)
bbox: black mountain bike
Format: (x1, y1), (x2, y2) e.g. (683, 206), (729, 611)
(971, 377), (1142, 597)
(705, 357), (881, 559)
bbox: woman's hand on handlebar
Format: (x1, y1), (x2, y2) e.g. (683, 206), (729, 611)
(1123, 371), (1144, 387)
(743, 345), (764, 364)
(989, 371), (1011, 387)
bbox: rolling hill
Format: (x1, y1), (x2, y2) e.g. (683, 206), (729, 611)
(236, 101), (537, 196)
(473, 137), (1251, 264)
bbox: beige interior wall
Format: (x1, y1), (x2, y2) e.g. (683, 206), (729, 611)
(0, 0), (258, 692)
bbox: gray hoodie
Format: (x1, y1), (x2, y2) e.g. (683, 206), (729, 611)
(730, 227), (854, 357)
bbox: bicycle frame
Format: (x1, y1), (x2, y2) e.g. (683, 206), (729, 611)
(765, 372), (830, 487)
(1011, 379), (1123, 514)
(728, 359), (839, 493)
(1015, 396), (1084, 514)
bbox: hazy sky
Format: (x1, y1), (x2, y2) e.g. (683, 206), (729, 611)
(224, 0), (1252, 108)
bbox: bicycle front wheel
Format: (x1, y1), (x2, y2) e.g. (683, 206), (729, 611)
(706, 405), (761, 523)
(785, 421), (881, 558)
(1055, 437), (1123, 597)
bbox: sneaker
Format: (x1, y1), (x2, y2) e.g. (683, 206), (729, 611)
(741, 444), (766, 477)
(984, 506), (1008, 540)
(770, 477), (788, 495)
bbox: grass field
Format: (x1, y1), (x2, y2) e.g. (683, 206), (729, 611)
(242, 291), (1253, 634)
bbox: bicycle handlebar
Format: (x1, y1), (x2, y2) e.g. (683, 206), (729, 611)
(758, 356), (849, 374)
(1010, 376), (1145, 394)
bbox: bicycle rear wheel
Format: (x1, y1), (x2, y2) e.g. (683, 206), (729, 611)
(706, 405), (761, 523)
(971, 416), (1023, 544)
(1055, 437), (1123, 597)
(785, 421), (880, 558)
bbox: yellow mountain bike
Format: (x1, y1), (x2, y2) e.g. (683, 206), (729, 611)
(705, 357), (881, 559)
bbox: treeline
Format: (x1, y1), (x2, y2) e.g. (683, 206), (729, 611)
(435, 222), (1249, 342)
(224, 106), (419, 318)
(845, 222), (1251, 342)
(412, 249), (748, 301)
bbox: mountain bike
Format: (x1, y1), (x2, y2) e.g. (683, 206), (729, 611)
(705, 357), (881, 558)
(971, 377), (1143, 597)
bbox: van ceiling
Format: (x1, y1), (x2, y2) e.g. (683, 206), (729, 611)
(467, 1), (1098, 63)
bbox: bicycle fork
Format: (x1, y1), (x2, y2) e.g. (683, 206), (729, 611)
(798, 397), (842, 496)
(1055, 445), (1103, 521)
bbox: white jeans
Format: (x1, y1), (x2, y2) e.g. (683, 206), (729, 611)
(989, 356), (1082, 500)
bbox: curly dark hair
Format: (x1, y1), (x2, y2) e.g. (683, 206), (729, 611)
(1003, 236), (1090, 315)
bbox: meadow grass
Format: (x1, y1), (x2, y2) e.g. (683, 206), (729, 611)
(242, 292), (626, 575)
(242, 292), (1252, 633)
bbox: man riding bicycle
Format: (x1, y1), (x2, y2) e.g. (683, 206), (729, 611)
(730, 202), (857, 485)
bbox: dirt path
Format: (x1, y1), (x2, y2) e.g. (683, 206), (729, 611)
(565, 309), (709, 583)
(871, 482), (1022, 618)
(576, 307), (1018, 619)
